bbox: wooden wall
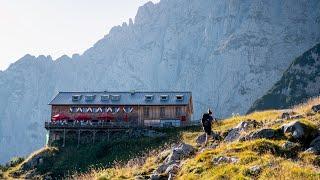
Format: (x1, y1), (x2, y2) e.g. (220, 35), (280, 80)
(52, 104), (192, 125)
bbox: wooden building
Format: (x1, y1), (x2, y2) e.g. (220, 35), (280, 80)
(48, 91), (193, 127)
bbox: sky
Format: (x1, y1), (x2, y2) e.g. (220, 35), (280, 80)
(0, 0), (160, 70)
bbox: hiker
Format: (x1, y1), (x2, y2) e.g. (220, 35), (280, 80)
(201, 109), (214, 145)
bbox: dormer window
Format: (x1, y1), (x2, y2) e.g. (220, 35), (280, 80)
(85, 95), (95, 102)
(101, 95), (109, 101)
(111, 95), (120, 101)
(145, 95), (154, 101)
(160, 95), (169, 101)
(72, 95), (82, 102)
(176, 95), (184, 101)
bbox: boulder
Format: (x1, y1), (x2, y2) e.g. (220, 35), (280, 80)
(157, 143), (195, 173)
(150, 173), (168, 180)
(281, 120), (319, 145)
(212, 156), (239, 165)
(166, 143), (195, 163)
(281, 112), (292, 119)
(224, 120), (262, 142)
(240, 128), (282, 141)
(196, 132), (221, 145)
(306, 136), (320, 154)
(312, 104), (320, 113)
(247, 165), (262, 176)
(196, 133), (207, 145)
(165, 163), (180, 175)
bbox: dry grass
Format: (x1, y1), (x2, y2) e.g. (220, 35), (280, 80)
(213, 110), (281, 133)
(293, 96), (320, 114)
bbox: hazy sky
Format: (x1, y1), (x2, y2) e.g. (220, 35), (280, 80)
(0, 0), (159, 70)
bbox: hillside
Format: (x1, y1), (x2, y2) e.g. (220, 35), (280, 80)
(248, 43), (320, 113)
(3, 97), (320, 179)
(1, 0), (320, 164)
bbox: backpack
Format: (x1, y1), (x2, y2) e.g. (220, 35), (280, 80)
(201, 113), (211, 127)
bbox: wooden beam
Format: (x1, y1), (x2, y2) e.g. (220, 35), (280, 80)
(62, 129), (66, 147)
(77, 130), (81, 148)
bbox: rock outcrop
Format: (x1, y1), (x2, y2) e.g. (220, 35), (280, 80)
(224, 120), (262, 142)
(306, 136), (320, 154)
(240, 128), (282, 141)
(156, 143), (195, 176)
(281, 121), (319, 145)
(248, 43), (320, 113)
(312, 104), (320, 113)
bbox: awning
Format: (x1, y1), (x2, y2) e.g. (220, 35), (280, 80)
(52, 114), (70, 121)
(75, 114), (92, 120)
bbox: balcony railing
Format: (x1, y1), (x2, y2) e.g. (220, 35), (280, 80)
(45, 121), (140, 129)
(45, 119), (200, 130)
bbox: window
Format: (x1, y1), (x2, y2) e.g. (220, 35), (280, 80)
(95, 107), (103, 113)
(176, 107), (182, 116)
(160, 107), (166, 118)
(143, 107), (149, 118)
(111, 95), (120, 101)
(145, 95), (154, 101)
(160, 95), (169, 101)
(72, 95), (82, 102)
(101, 95), (109, 101)
(85, 95), (95, 102)
(176, 95), (184, 101)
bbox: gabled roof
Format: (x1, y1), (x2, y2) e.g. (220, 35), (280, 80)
(49, 91), (192, 106)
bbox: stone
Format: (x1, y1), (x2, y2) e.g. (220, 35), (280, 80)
(157, 143), (195, 173)
(312, 104), (320, 113)
(196, 133), (207, 145)
(150, 174), (160, 180)
(281, 112), (291, 119)
(224, 120), (262, 142)
(150, 173), (168, 180)
(212, 156), (239, 165)
(165, 163), (180, 175)
(166, 143), (195, 162)
(281, 120), (319, 145)
(241, 128), (282, 141)
(196, 132), (221, 145)
(282, 141), (300, 150)
(306, 136), (320, 154)
(248, 165), (262, 176)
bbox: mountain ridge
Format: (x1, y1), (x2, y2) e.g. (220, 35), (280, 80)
(248, 43), (320, 113)
(1, 0), (320, 163)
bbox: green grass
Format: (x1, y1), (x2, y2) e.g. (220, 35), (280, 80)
(6, 126), (201, 179)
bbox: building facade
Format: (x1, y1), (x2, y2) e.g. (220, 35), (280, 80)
(49, 91), (193, 127)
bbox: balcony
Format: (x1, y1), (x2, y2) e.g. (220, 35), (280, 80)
(45, 121), (140, 130)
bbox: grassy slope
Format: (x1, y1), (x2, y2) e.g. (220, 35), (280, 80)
(3, 127), (201, 179)
(5, 98), (320, 179)
(87, 98), (320, 180)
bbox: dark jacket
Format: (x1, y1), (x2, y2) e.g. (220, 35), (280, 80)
(202, 113), (213, 128)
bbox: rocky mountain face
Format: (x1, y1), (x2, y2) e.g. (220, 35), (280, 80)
(1, 0), (320, 163)
(248, 43), (320, 113)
